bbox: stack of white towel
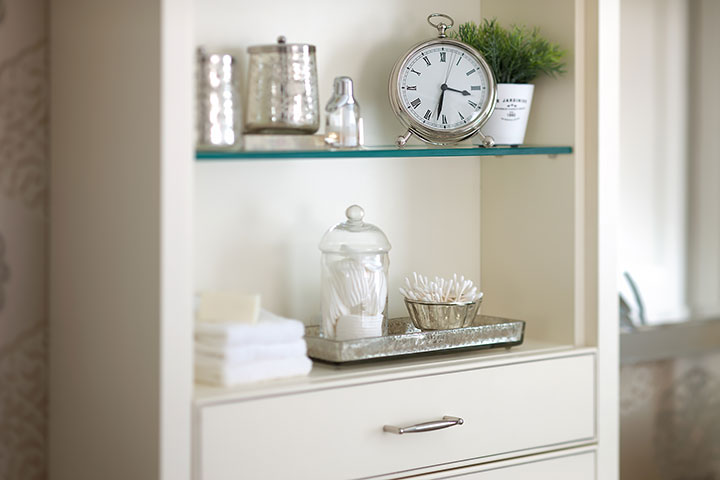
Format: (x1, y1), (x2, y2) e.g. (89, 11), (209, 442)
(195, 309), (312, 387)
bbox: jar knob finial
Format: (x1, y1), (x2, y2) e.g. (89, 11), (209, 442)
(345, 205), (364, 223)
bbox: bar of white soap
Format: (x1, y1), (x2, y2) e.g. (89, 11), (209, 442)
(197, 292), (261, 324)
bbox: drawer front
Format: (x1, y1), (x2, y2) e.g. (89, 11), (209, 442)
(434, 451), (596, 479)
(198, 354), (595, 480)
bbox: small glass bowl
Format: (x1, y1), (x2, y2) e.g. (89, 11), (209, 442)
(403, 298), (482, 331)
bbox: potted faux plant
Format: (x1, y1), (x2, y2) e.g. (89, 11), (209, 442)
(454, 19), (566, 145)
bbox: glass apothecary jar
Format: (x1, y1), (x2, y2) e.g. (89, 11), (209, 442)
(319, 205), (391, 340)
(244, 36), (320, 134)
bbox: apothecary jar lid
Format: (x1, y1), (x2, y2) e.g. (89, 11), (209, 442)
(319, 205), (391, 254)
(247, 35), (316, 55)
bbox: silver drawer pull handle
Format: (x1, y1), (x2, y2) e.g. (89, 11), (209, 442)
(383, 416), (464, 435)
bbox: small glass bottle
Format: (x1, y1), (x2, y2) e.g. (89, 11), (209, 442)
(324, 76), (363, 148)
(319, 205), (391, 340)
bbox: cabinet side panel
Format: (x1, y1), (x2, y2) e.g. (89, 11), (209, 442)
(480, 0), (576, 146)
(479, 0), (577, 344)
(50, 0), (163, 478)
(596, 0), (620, 477)
(480, 155), (575, 343)
(160, 0), (194, 479)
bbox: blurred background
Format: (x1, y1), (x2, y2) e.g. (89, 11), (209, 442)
(618, 0), (720, 478)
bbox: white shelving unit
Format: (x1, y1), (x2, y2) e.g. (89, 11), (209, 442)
(49, 0), (619, 479)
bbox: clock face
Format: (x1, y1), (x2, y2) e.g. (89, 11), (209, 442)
(397, 44), (492, 132)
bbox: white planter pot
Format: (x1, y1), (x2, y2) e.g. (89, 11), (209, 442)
(482, 83), (534, 146)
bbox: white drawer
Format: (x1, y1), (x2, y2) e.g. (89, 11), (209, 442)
(425, 449), (596, 479)
(197, 354), (595, 480)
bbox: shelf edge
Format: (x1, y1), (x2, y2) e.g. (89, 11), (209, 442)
(196, 145), (573, 161)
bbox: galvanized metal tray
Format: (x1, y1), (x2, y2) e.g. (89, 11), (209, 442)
(305, 315), (525, 364)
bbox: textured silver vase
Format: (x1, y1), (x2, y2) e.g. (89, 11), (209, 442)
(196, 48), (242, 149)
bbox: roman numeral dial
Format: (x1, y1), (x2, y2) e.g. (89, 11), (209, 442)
(397, 43), (492, 133)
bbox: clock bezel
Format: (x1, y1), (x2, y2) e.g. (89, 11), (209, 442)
(389, 37), (497, 145)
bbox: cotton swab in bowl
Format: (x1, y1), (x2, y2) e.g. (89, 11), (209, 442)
(399, 273), (483, 304)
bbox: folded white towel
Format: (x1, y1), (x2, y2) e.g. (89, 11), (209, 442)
(195, 339), (307, 364)
(195, 355), (312, 387)
(195, 309), (305, 347)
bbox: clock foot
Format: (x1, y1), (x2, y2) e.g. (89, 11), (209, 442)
(396, 130), (412, 148)
(476, 132), (495, 148)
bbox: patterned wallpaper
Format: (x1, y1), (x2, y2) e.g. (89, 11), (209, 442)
(0, 0), (48, 478)
(621, 352), (720, 479)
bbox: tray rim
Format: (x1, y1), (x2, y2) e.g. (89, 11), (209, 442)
(304, 315), (526, 364)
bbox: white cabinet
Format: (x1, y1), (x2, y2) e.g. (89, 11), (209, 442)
(49, 0), (619, 479)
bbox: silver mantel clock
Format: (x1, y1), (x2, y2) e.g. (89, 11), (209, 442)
(389, 14), (497, 147)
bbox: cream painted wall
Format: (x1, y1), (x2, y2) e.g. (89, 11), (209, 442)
(196, 156), (482, 323)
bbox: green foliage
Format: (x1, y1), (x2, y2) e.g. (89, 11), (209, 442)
(453, 19), (566, 84)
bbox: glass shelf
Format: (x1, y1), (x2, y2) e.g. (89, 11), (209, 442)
(196, 145), (572, 161)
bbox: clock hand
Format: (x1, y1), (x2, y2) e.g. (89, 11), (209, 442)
(436, 52), (454, 121)
(444, 52), (455, 83)
(444, 85), (471, 96)
(436, 88), (446, 120)
(436, 52), (462, 120)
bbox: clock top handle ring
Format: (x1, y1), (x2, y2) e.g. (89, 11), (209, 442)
(427, 13), (454, 37)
